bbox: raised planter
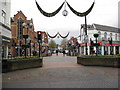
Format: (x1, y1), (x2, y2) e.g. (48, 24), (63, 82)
(42, 53), (51, 57)
(77, 56), (120, 67)
(2, 58), (43, 73)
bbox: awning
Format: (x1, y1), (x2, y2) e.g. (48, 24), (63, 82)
(2, 36), (11, 44)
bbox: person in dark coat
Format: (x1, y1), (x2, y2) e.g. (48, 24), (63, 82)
(56, 49), (58, 56)
(63, 50), (66, 56)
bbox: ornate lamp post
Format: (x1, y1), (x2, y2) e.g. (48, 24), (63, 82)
(22, 22), (33, 58)
(108, 37), (112, 55)
(28, 37), (32, 56)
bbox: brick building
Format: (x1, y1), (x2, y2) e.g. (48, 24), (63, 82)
(11, 11), (37, 57)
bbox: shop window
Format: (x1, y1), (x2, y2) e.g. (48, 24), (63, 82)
(17, 18), (23, 39)
(110, 33), (112, 38)
(98, 31), (101, 41)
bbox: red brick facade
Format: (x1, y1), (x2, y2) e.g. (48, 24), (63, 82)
(11, 11), (37, 57)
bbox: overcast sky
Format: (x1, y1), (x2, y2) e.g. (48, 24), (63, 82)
(11, 0), (119, 43)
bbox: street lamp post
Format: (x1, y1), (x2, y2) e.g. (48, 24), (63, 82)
(90, 38), (94, 55)
(22, 22), (33, 58)
(30, 40), (31, 56)
(85, 16), (88, 55)
(37, 31), (42, 57)
(93, 33), (99, 56)
(27, 37), (32, 56)
(108, 38), (112, 55)
(24, 35), (28, 58)
(39, 41), (41, 57)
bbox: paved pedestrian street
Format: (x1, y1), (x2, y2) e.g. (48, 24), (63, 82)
(2, 54), (119, 88)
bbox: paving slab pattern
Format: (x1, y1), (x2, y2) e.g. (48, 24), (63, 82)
(2, 54), (119, 88)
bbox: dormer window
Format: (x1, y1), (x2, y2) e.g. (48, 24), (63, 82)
(1, 10), (6, 24)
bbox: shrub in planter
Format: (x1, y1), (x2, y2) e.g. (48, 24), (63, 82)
(2, 56), (43, 73)
(77, 55), (120, 67)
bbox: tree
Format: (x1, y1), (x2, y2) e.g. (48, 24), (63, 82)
(49, 40), (57, 50)
(61, 39), (67, 49)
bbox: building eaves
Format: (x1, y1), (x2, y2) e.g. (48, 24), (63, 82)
(0, 22), (11, 31)
(94, 24), (120, 33)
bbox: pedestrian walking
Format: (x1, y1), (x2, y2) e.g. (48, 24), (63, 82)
(63, 50), (66, 56)
(56, 49), (58, 56)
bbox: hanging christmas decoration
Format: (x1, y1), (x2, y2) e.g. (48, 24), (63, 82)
(66, 1), (95, 17)
(47, 32), (59, 38)
(58, 32), (69, 38)
(47, 32), (69, 38)
(57, 36), (60, 38)
(62, 0), (68, 16)
(35, 0), (65, 17)
(62, 10), (68, 16)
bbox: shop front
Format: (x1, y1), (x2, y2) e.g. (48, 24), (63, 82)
(80, 41), (120, 55)
(2, 36), (11, 59)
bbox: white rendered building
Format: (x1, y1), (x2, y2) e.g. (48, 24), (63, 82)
(0, 0), (11, 58)
(80, 24), (120, 55)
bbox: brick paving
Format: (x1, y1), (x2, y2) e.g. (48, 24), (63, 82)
(2, 54), (119, 88)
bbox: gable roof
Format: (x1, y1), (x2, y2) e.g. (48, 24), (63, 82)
(93, 24), (120, 33)
(14, 10), (27, 20)
(81, 24), (120, 33)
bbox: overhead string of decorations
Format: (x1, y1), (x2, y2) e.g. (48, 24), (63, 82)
(58, 32), (69, 38)
(47, 32), (59, 38)
(47, 32), (70, 38)
(35, 0), (95, 40)
(66, 1), (95, 17)
(35, 0), (65, 17)
(35, 0), (95, 17)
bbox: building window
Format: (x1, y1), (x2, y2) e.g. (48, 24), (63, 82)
(110, 33), (112, 38)
(98, 31), (101, 37)
(17, 18), (23, 39)
(2, 0), (7, 5)
(1, 10), (6, 24)
(4, 0), (7, 5)
(104, 32), (107, 40)
(98, 31), (101, 41)
(115, 34), (117, 40)
(119, 34), (120, 41)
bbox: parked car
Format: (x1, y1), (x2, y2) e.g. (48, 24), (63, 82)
(52, 50), (56, 54)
